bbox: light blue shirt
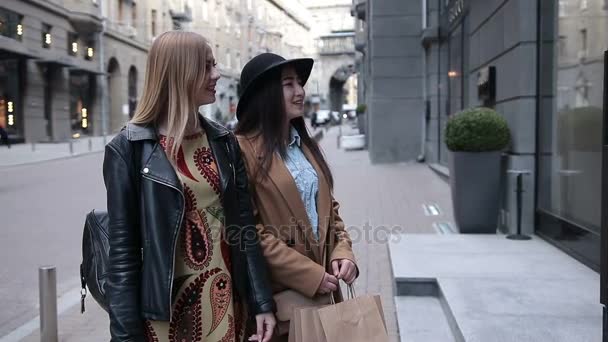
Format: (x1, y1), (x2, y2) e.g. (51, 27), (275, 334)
(284, 126), (320, 239)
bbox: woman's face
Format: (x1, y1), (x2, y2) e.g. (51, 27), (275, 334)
(282, 66), (305, 121)
(197, 51), (221, 105)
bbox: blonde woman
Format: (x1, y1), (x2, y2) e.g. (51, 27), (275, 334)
(103, 31), (276, 342)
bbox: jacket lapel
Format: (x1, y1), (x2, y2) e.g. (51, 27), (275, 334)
(142, 143), (183, 192)
(302, 144), (331, 263)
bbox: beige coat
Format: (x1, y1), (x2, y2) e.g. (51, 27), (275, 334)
(236, 134), (357, 299)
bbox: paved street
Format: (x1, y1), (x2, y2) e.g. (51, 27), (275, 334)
(1, 124), (454, 341)
(0, 153), (107, 339)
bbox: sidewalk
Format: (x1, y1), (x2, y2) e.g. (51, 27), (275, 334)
(389, 235), (602, 342)
(0, 136), (111, 168)
(15, 124), (455, 341)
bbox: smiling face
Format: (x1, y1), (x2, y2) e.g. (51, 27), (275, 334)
(282, 65), (305, 121)
(196, 50), (221, 106)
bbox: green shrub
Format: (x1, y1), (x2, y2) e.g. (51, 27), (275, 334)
(356, 104), (367, 114)
(445, 107), (511, 152)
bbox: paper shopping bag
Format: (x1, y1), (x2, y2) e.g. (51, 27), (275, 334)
(317, 287), (388, 342)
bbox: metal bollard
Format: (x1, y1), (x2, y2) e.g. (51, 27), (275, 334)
(69, 140), (74, 155)
(31, 142), (36, 152)
(39, 266), (58, 342)
(88, 137), (93, 152)
(506, 170), (532, 240)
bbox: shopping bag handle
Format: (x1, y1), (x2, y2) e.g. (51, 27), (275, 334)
(329, 283), (357, 304)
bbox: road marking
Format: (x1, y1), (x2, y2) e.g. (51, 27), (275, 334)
(423, 203), (441, 216)
(433, 222), (455, 234)
(0, 286), (82, 342)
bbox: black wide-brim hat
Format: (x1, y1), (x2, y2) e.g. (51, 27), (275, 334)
(236, 53), (314, 120)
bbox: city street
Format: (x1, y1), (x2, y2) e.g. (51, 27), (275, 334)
(0, 153), (107, 338)
(0, 125), (454, 341)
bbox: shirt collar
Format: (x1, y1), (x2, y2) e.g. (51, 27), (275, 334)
(288, 126), (301, 147)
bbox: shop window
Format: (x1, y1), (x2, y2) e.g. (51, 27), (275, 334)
(42, 24), (51, 48)
(0, 8), (23, 41)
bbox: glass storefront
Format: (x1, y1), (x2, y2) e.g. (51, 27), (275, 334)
(538, 0), (604, 269)
(0, 59), (23, 140)
(438, 1), (468, 166)
(69, 72), (94, 137)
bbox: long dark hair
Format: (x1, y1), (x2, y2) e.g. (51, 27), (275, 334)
(236, 67), (334, 188)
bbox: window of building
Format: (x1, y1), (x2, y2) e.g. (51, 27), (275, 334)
(559, 35), (567, 57)
(226, 48), (231, 69)
(580, 28), (588, 58)
(118, 0), (125, 23)
(248, 0), (252, 10)
(559, 0), (567, 17)
(202, 0), (208, 21)
(85, 40), (95, 60)
(131, 2), (137, 28)
(68, 32), (78, 56)
(537, 0), (605, 269)
(151, 9), (157, 37)
(0, 8), (24, 41)
(236, 52), (241, 70)
(42, 24), (52, 48)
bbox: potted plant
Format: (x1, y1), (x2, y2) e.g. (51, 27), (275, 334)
(356, 104), (367, 135)
(445, 107), (511, 233)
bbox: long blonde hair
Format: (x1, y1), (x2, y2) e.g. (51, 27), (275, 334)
(131, 31), (211, 161)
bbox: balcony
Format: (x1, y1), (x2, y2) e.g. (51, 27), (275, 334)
(318, 32), (355, 56)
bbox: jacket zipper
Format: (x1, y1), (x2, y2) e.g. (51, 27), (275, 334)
(225, 141), (235, 182)
(142, 174), (185, 322)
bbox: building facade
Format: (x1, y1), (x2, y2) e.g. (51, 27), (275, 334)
(303, 0), (357, 111)
(0, 0), (313, 143)
(354, 0), (606, 271)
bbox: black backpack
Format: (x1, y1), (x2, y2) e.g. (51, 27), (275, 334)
(80, 133), (141, 313)
(80, 210), (111, 313)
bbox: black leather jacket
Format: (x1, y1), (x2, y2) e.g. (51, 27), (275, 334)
(103, 116), (275, 342)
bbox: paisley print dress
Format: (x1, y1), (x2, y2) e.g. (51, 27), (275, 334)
(145, 132), (246, 342)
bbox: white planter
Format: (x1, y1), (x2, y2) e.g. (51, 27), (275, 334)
(341, 134), (366, 150)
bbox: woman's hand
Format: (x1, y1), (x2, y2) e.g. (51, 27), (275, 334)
(316, 272), (339, 295)
(332, 259), (357, 285)
(249, 312), (276, 342)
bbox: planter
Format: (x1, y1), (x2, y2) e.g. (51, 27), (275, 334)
(341, 134), (366, 150)
(449, 151), (502, 233)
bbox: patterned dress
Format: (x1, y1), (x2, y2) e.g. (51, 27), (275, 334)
(144, 132), (246, 342)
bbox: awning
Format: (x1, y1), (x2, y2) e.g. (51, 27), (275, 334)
(0, 39), (40, 60)
(67, 65), (106, 75)
(36, 58), (77, 68)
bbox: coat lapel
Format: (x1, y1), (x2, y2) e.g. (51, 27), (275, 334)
(266, 152), (318, 249)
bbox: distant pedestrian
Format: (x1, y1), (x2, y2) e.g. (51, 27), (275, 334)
(102, 31), (275, 342)
(235, 53), (358, 341)
(0, 125), (10, 148)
